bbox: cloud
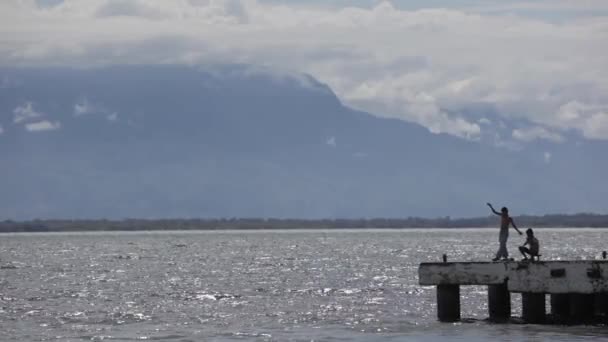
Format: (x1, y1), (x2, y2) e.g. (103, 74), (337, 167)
(107, 112), (118, 121)
(582, 112), (608, 140)
(544, 151), (552, 163)
(74, 99), (92, 116)
(1, 0), (607, 140)
(326, 136), (336, 147)
(554, 101), (608, 140)
(35, 0), (64, 8)
(13, 101), (63, 132)
(13, 102), (43, 123)
(347, 79), (482, 139)
(74, 98), (121, 122)
(512, 126), (564, 143)
(73, 98), (107, 116)
(95, 0), (167, 20)
(0, 124), (4, 135)
(25, 120), (61, 132)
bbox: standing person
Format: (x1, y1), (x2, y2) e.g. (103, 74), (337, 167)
(487, 203), (522, 261)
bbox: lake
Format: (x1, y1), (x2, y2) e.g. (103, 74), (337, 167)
(1, 228), (607, 341)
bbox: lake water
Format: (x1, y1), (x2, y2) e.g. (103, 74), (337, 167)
(1, 228), (607, 341)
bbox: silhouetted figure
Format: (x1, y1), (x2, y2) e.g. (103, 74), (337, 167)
(519, 228), (540, 261)
(442, 254), (447, 263)
(487, 203), (523, 261)
(603, 251), (607, 260)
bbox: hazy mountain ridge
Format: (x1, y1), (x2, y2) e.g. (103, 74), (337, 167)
(1, 65), (607, 219)
(3, 213), (608, 233)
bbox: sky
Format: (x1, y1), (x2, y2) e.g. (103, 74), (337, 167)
(1, 0), (607, 142)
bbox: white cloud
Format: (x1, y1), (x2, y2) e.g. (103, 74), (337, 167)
(582, 112), (608, 140)
(544, 151), (552, 163)
(74, 99), (93, 116)
(326, 136), (336, 147)
(347, 76), (483, 139)
(13, 102), (43, 123)
(554, 101), (608, 140)
(1, 1), (607, 139)
(74, 98), (121, 121)
(25, 120), (61, 132)
(512, 126), (564, 143)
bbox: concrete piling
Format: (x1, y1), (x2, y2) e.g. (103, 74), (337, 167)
(488, 282), (511, 321)
(437, 284), (460, 322)
(550, 293), (570, 320)
(595, 293), (608, 317)
(419, 260), (608, 325)
(522, 293), (546, 324)
(569, 293), (594, 322)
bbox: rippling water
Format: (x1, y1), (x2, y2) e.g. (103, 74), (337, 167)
(1, 228), (608, 341)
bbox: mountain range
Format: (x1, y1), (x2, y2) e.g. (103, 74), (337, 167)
(1, 65), (607, 219)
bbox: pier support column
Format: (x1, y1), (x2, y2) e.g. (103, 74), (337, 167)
(488, 282), (510, 321)
(522, 293), (545, 324)
(569, 294), (594, 323)
(437, 284), (460, 322)
(550, 294), (570, 322)
(595, 293), (608, 317)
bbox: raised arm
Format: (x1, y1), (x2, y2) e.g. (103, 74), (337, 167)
(486, 203), (501, 216)
(510, 218), (523, 235)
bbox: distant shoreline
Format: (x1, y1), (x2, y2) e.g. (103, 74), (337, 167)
(2, 214), (608, 233)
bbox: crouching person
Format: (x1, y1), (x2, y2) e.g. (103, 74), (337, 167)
(519, 228), (540, 261)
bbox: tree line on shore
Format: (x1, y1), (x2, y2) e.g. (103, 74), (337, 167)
(1, 213), (607, 232)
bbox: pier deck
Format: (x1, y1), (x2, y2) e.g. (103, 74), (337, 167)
(418, 260), (608, 323)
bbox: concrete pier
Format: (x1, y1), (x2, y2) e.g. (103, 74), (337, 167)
(522, 293), (545, 323)
(550, 293), (569, 320)
(437, 284), (460, 322)
(419, 260), (608, 324)
(488, 282), (510, 321)
(595, 293), (608, 316)
(569, 294), (594, 322)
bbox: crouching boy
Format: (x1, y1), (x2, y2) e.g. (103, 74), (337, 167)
(519, 228), (540, 261)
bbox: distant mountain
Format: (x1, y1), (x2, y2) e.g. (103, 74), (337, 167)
(1, 65), (607, 219)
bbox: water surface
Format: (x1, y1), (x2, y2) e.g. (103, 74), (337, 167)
(1, 228), (607, 341)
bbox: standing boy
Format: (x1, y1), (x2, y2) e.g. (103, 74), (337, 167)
(487, 203), (522, 261)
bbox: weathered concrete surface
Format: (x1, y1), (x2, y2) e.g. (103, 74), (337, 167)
(507, 261), (608, 294)
(420, 261), (608, 294)
(419, 262), (510, 285)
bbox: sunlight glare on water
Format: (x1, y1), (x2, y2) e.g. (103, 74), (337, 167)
(1, 228), (607, 341)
